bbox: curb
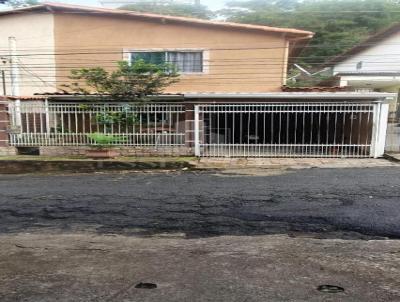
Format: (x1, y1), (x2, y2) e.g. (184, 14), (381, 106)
(0, 160), (195, 174)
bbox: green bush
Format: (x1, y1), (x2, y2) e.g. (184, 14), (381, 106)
(86, 133), (124, 149)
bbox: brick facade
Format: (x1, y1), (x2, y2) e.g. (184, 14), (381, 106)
(39, 146), (192, 157)
(185, 104), (195, 148)
(0, 102), (16, 155)
(0, 102), (9, 147)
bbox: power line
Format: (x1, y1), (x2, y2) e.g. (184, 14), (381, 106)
(2, 59), (400, 69)
(7, 38), (400, 55)
(2, 39), (397, 51)
(5, 73), (400, 85)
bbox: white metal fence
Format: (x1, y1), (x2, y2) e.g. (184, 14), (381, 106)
(8, 101), (389, 158)
(195, 103), (389, 158)
(8, 102), (186, 147)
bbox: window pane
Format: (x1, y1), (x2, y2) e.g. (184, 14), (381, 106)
(131, 52), (165, 65)
(167, 51), (203, 72)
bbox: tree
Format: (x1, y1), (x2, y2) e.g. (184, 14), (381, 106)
(221, 0), (400, 65)
(120, 2), (215, 19)
(1, 0), (38, 7)
(66, 60), (180, 101)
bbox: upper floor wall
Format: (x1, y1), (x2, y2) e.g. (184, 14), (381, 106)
(0, 3), (313, 96)
(0, 13), (57, 96)
(333, 31), (400, 75)
(53, 13), (290, 94)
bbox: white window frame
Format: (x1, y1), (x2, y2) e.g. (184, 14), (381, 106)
(123, 48), (210, 75)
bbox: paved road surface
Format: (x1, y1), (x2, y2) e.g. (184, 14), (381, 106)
(0, 167), (400, 301)
(0, 167), (399, 239)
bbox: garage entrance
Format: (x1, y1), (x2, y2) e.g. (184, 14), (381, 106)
(194, 102), (388, 158)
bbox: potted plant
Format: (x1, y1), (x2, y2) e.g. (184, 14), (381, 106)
(86, 133), (121, 159)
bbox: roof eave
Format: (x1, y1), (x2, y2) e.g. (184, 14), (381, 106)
(0, 4), (49, 16)
(183, 92), (396, 101)
(0, 2), (313, 37)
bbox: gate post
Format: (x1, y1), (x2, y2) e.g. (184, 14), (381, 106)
(194, 105), (200, 157)
(371, 101), (389, 158)
(0, 101), (9, 147)
(0, 101), (16, 155)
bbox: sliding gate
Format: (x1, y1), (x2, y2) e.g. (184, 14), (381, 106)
(195, 102), (388, 158)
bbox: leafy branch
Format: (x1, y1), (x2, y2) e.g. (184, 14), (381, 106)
(65, 60), (180, 102)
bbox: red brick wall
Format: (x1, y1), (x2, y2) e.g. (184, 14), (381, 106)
(185, 104), (195, 148)
(0, 103), (9, 147)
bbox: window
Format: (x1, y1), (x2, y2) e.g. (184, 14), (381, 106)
(131, 52), (165, 65)
(130, 51), (203, 73)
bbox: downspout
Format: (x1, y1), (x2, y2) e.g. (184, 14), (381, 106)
(9, 37), (21, 128)
(282, 33), (290, 87)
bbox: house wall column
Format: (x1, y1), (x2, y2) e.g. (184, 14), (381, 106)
(371, 101), (390, 158)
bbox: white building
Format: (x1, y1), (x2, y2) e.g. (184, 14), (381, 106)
(329, 24), (400, 152)
(330, 23), (400, 122)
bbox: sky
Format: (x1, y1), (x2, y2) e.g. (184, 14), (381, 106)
(0, 0), (229, 10)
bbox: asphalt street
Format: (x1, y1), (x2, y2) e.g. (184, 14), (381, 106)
(0, 167), (399, 239)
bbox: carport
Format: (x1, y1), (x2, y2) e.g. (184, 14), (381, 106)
(187, 92), (394, 158)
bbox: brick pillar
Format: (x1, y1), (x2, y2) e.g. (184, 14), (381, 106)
(185, 103), (195, 151)
(0, 102), (9, 147)
(185, 103), (204, 156)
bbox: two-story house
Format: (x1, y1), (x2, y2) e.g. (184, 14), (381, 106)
(0, 2), (393, 158)
(0, 2), (313, 95)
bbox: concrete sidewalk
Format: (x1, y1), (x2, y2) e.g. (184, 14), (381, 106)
(0, 233), (399, 302)
(0, 156), (196, 174)
(197, 157), (398, 169)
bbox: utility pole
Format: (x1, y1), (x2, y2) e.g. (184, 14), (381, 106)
(9, 36), (21, 127)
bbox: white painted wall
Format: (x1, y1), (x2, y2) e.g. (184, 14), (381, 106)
(0, 13), (56, 96)
(333, 31), (400, 75)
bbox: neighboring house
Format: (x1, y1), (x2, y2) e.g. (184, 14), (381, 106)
(327, 23), (400, 151)
(0, 2), (313, 95)
(0, 3), (394, 158)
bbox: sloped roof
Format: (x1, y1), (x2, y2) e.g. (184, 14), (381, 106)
(0, 96), (46, 101)
(326, 23), (400, 66)
(281, 86), (349, 92)
(0, 2), (313, 39)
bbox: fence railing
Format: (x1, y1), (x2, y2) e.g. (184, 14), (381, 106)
(8, 102), (186, 147)
(195, 103), (384, 158)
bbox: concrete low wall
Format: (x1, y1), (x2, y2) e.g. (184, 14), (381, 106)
(39, 146), (193, 157)
(0, 147), (17, 156)
(0, 159), (195, 174)
(386, 123), (400, 152)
